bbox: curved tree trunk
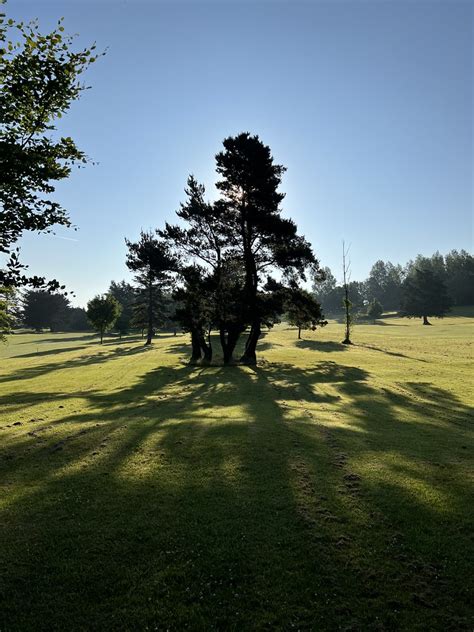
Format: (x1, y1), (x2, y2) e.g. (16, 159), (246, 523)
(220, 325), (241, 365)
(240, 320), (261, 365)
(145, 270), (153, 346)
(198, 332), (212, 364)
(190, 330), (202, 364)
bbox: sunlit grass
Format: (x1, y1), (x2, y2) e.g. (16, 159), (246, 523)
(0, 314), (473, 629)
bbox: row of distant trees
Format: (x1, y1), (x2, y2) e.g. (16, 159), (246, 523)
(2, 243), (471, 351)
(2, 281), (177, 340)
(313, 250), (473, 320)
(2, 246), (471, 347)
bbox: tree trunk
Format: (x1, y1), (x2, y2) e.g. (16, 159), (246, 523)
(220, 326), (240, 365)
(100, 327), (104, 344)
(198, 332), (212, 364)
(342, 288), (352, 344)
(423, 315), (432, 325)
(190, 330), (202, 364)
(240, 320), (261, 365)
(145, 273), (153, 346)
(298, 326), (301, 339)
(220, 328), (232, 365)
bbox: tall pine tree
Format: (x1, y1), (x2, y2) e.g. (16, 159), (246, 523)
(125, 231), (175, 345)
(215, 133), (317, 364)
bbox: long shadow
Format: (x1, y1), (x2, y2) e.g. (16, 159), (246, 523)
(18, 333), (96, 344)
(12, 345), (86, 359)
(0, 343), (149, 384)
(0, 351), (472, 629)
(372, 321), (408, 326)
(356, 343), (429, 362)
(295, 339), (347, 352)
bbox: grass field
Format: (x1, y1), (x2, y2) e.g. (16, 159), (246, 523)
(1, 314), (473, 630)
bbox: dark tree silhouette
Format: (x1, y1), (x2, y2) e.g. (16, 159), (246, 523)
(341, 241), (353, 344)
(109, 280), (136, 338)
(0, 12), (101, 291)
(125, 231), (175, 346)
(63, 307), (90, 331)
(285, 288), (326, 339)
(173, 265), (214, 364)
(444, 250), (474, 306)
(161, 177), (228, 362)
(215, 133), (317, 364)
(364, 261), (403, 311)
(401, 267), (451, 325)
(367, 299), (383, 323)
(0, 286), (19, 341)
(21, 290), (70, 332)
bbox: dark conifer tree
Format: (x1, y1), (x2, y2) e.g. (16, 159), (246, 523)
(401, 267), (451, 325)
(22, 290), (70, 332)
(162, 176), (246, 364)
(109, 280), (136, 338)
(367, 299), (383, 323)
(215, 133), (317, 364)
(285, 287), (327, 339)
(125, 231), (175, 345)
(172, 265), (214, 364)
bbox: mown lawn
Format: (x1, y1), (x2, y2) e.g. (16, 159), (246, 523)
(0, 315), (473, 630)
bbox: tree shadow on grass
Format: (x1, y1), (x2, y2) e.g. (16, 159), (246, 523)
(18, 333), (96, 344)
(355, 343), (429, 363)
(0, 343), (150, 384)
(371, 320), (408, 326)
(295, 340), (347, 352)
(0, 355), (473, 630)
(12, 346), (87, 359)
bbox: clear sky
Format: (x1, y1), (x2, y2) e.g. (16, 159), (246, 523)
(9, 0), (473, 307)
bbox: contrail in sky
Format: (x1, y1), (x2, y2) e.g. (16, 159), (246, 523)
(48, 235), (80, 242)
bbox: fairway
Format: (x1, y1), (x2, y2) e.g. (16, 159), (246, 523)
(1, 316), (473, 630)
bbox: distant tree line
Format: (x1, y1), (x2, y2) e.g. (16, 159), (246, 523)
(6, 281), (178, 341)
(313, 250), (473, 323)
(5, 247), (471, 345)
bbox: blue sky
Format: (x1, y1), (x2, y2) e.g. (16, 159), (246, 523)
(9, 0), (473, 307)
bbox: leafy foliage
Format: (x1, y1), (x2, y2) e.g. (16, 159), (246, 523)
(161, 135), (320, 364)
(215, 132), (318, 363)
(445, 250), (474, 306)
(367, 299), (383, 322)
(21, 289), (70, 331)
(0, 10), (101, 290)
(401, 267), (452, 323)
(0, 285), (18, 341)
(125, 231), (176, 345)
(108, 280), (136, 337)
(364, 261), (403, 311)
(86, 294), (121, 343)
(285, 287), (326, 338)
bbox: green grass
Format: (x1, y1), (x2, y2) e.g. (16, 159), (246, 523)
(1, 314), (473, 630)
